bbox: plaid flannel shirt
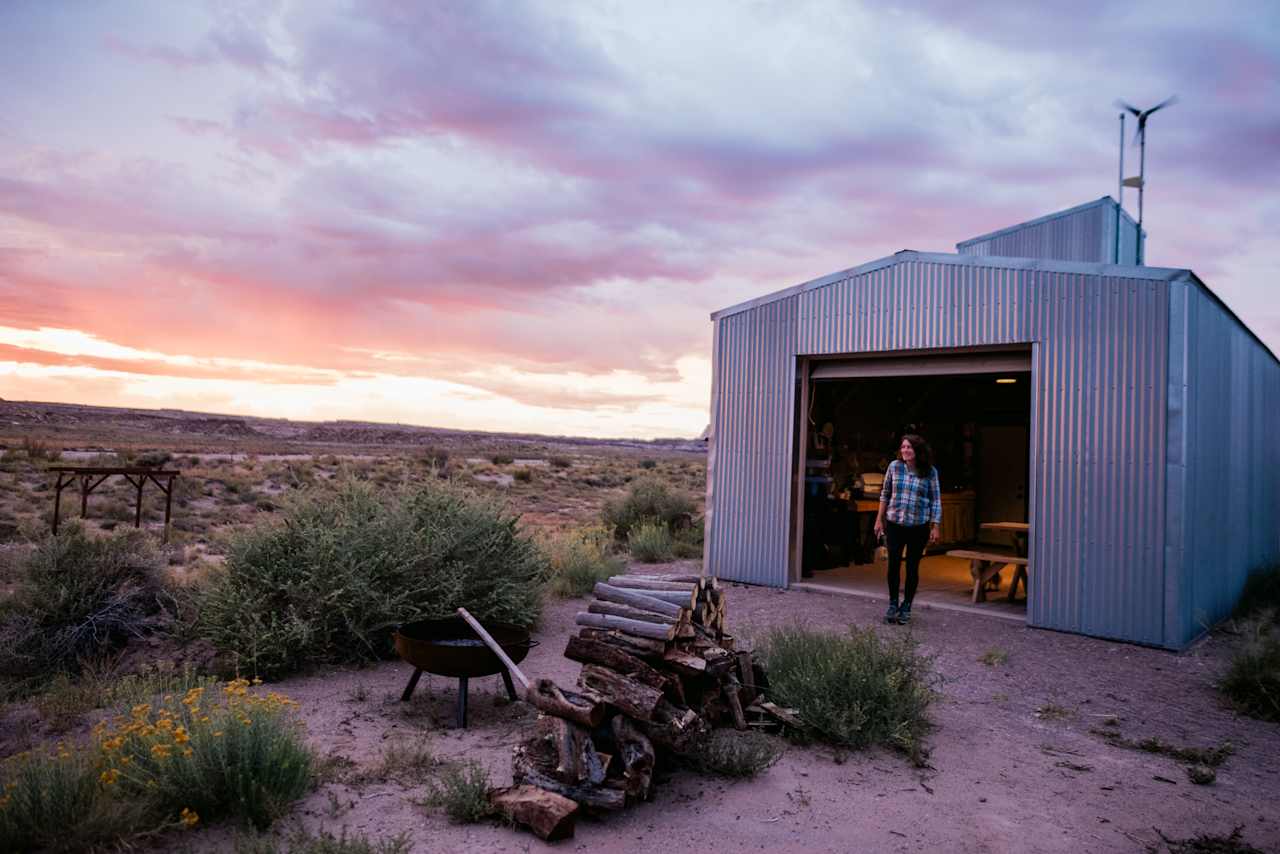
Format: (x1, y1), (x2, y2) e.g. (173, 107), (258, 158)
(881, 459), (942, 526)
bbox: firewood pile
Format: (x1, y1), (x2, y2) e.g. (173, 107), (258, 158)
(487, 575), (801, 841)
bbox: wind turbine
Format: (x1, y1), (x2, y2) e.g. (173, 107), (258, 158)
(1115, 95), (1178, 264)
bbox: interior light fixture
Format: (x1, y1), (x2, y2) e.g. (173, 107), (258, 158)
(995, 377), (1017, 384)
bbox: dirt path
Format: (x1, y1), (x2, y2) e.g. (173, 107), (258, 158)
(183, 561), (1280, 853)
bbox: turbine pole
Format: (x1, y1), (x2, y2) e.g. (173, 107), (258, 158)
(1116, 112), (1125, 263)
(1137, 123), (1146, 265)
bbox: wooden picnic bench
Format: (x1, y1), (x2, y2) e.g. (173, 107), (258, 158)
(945, 549), (1029, 604)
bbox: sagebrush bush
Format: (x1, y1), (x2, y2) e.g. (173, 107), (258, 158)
(513, 467), (533, 483)
(761, 625), (936, 763)
(1221, 614), (1280, 722)
(425, 761), (492, 823)
(602, 477), (695, 540)
(0, 524), (169, 685)
(628, 520), (674, 563)
(694, 730), (784, 777)
(546, 526), (625, 597)
(0, 679), (312, 851)
(549, 456), (572, 469)
(490, 453), (514, 465)
(198, 479), (548, 678)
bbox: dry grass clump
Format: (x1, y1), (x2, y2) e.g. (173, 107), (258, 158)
(693, 730), (785, 778)
(423, 760), (492, 824)
(761, 625), (937, 764)
(234, 828), (413, 854)
(1222, 567), (1280, 722)
(628, 520), (674, 562)
(0, 523), (172, 691)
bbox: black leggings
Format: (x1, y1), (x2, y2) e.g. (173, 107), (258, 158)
(886, 521), (929, 605)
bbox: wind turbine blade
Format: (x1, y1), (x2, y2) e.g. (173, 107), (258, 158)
(1114, 99), (1142, 116)
(1147, 94), (1179, 115)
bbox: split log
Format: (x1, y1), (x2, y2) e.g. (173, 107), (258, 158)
(575, 612), (676, 641)
(587, 600), (680, 625)
(639, 699), (709, 756)
(606, 576), (698, 593)
(525, 678), (605, 728)
(578, 664), (664, 721)
(489, 785), (578, 841)
(722, 676), (747, 731)
(593, 583), (684, 618)
(611, 715), (655, 800)
(540, 716), (606, 785)
(662, 648), (707, 676)
(578, 628), (668, 660)
(746, 700), (804, 730)
(626, 588), (697, 608)
(564, 635), (669, 692)
(513, 747), (627, 812)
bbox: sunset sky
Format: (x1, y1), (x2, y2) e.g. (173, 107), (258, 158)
(2, 1), (1277, 438)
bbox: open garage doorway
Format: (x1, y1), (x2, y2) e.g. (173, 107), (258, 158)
(790, 349), (1033, 620)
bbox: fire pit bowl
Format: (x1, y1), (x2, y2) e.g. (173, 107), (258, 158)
(392, 616), (537, 727)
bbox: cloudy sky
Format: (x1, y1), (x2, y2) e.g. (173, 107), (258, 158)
(2, 1), (1277, 438)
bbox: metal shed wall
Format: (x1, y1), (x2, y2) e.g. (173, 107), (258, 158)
(707, 253), (1178, 646)
(957, 198), (1142, 265)
(1165, 277), (1280, 644)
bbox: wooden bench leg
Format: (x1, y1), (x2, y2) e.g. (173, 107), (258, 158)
(1007, 566), (1027, 602)
(970, 559), (987, 603)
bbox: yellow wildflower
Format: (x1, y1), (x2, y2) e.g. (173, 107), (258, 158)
(100, 768), (119, 785)
(173, 727), (189, 744)
(212, 731), (223, 738)
(180, 807), (199, 828)
(132, 703), (152, 719)
(151, 744), (172, 759)
(182, 747), (193, 758)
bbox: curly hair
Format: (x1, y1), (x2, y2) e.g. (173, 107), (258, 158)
(898, 433), (934, 477)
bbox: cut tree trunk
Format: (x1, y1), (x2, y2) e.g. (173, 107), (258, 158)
(587, 600), (680, 625)
(578, 664), (664, 721)
(575, 612), (676, 641)
(606, 576), (698, 593)
(488, 785), (578, 841)
(525, 678), (605, 728)
(578, 628), (668, 659)
(610, 715), (656, 800)
(563, 635), (670, 692)
(513, 748), (627, 812)
(593, 583), (685, 619)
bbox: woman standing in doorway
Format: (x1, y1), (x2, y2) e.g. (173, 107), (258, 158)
(873, 434), (941, 625)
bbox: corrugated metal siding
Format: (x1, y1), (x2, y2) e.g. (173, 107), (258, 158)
(707, 254), (1174, 646)
(956, 198), (1143, 265)
(1166, 279), (1280, 644)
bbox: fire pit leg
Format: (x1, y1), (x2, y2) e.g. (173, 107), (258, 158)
(400, 668), (424, 702)
(457, 677), (469, 728)
(500, 668), (518, 701)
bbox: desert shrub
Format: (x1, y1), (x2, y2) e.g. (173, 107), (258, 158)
(1220, 615), (1280, 722)
(546, 526), (624, 597)
(19, 436), (61, 461)
(760, 625), (936, 763)
(0, 679), (312, 850)
(639, 459), (657, 470)
(693, 730), (784, 777)
(1234, 566), (1280, 617)
(421, 446), (450, 469)
(198, 478), (548, 678)
(671, 520), (705, 559)
(628, 520), (674, 563)
(134, 451), (173, 468)
(512, 467), (533, 483)
(549, 456), (572, 469)
(0, 524), (169, 685)
(235, 828), (413, 854)
(424, 761), (492, 823)
(602, 477), (695, 540)
(35, 662), (216, 731)
(490, 453), (514, 466)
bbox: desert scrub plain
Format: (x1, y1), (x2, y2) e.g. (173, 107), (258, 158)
(0, 404), (1278, 853)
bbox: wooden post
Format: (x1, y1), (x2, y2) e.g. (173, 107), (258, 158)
(52, 472), (64, 534)
(80, 474), (90, 518)
(130, 475), (144, 528)
(162, 475), (175, 543)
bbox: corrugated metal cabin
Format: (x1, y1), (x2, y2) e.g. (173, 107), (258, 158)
(704, 198), (1279, 649)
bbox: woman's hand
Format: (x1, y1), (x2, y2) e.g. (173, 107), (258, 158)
(874, 518), (885, 540)
(928, 524), (940, 545)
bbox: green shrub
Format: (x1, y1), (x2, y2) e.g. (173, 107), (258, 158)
(628, 520), (674, 563)
(549, 456), (572, 469)
(694, 730), (784, 777)
(760, 624), (936, 763)
(671, 520), (705, 559)
(0, 524), (169, 684)
(235, 828), (412, 854)
(421, 447), (450, 469)
(0, 679), (313, 851)
(1220, 615), (1280, 722)
(639, 459), (657, 470)
(425, 761), (492, 823)
(490, 453), (514, 466)
(602, 477), (695, 540)
(198, 479), (548, 678)
(513, 467), (533, 483)
(546, 526), (625, 597)
(1234, 567), (1280, 617)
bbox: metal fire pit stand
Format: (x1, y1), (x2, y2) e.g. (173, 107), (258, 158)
(399, 666), (520, 728)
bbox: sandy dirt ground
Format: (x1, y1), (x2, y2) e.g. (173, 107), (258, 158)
(168, 560), (1278, 854)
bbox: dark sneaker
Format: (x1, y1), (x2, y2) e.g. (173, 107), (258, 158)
(884, 603), (899, 624)
(896, 603), (912, 625)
